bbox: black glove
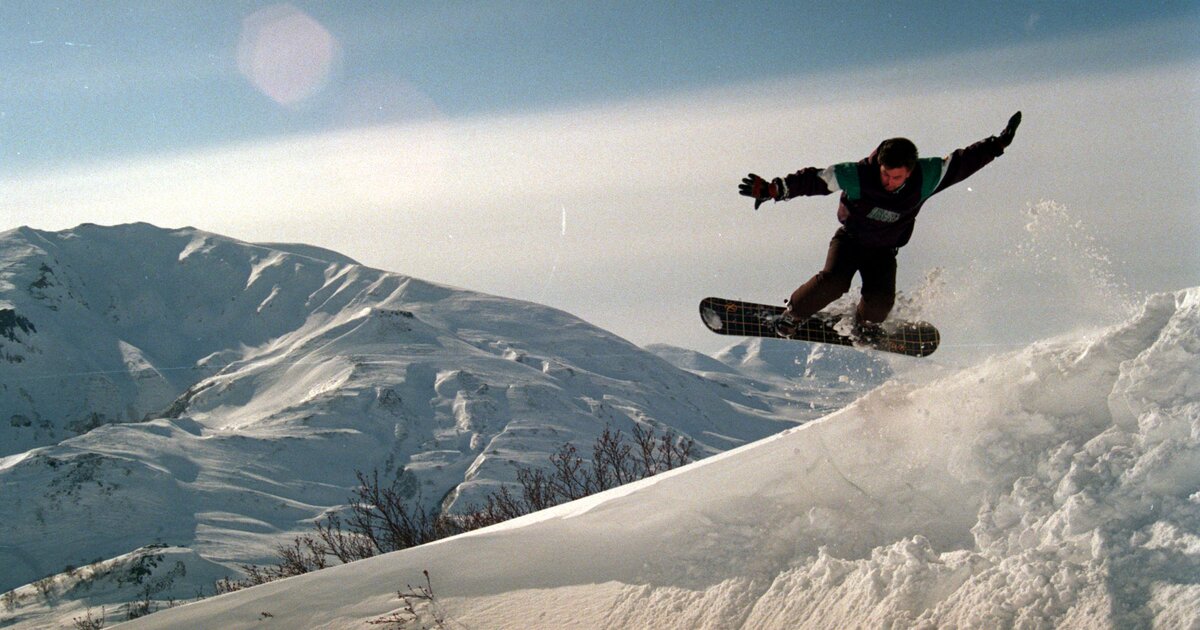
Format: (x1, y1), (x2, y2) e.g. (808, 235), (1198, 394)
(998, 111), (1022, 148)
(739, 173), (783, 210)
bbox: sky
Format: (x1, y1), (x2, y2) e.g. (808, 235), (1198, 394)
(2, 1), (1198, 357)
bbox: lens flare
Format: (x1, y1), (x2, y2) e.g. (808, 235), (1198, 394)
(237, 4), (340, 106)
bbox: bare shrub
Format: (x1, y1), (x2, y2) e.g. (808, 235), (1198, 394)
(213, 535), (328, 594)
(368, 571), (456, 629)
(72, 607), (106, 629)
(220, 425), (693, 594)
(32, 576), (54, 602)
(459, 425), (694, 529)
(124, 592), (155, 621)
(313, 511), (375, 564)
(343, 470), (461, 557)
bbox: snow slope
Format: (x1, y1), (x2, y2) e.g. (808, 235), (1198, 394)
(0, 224), (874, 627)
(120, 287), (1200, 629)
(0, 223), (358, 457)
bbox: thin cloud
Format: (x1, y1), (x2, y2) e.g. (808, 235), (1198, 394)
(3, 32), (1196, 353)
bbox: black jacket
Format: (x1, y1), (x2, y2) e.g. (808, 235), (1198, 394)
(780, 135), (1008, 248)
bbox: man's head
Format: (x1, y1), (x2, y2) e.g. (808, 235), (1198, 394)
(877, 137), (918, 192)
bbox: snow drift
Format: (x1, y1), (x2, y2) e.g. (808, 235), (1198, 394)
(122, 287), (1200, 629)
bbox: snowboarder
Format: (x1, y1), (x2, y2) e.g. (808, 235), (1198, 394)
(738, 112), (1022, 340)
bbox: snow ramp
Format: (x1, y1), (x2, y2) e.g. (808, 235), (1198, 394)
(127, 288), (1199, 629)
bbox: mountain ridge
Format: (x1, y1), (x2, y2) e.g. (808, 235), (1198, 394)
(0, 223), (871, 626)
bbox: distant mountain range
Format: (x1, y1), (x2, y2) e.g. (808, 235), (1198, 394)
(0, 223), (888, 625)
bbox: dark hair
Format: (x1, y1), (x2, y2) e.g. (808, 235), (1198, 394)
(878, 138), (918, 171)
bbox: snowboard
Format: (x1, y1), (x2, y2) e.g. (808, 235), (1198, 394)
(699, 297), (940, 358)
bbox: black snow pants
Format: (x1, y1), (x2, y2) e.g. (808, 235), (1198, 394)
(785, 229), (897, 325)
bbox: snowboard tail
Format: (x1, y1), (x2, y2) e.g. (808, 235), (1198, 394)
(700, 297), (940, 358)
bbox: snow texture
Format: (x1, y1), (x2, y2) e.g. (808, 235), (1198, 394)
(0, 224), (869, 628)
(110, 286), (1198, 629)
(2, 223), (1196, 629)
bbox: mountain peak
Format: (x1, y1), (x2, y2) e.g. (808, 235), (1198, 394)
(0, 223), (853, 621)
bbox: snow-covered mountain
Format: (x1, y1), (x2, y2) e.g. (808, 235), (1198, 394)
(0, 223), (878, 627)
(112, 286), (1197, 629)
(0, 223), (364, 457)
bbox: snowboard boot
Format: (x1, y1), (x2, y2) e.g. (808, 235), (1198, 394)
(851, 321), (884, 345)
(775, 311), (801, 338)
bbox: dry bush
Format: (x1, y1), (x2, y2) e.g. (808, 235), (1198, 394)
(219, 425), (693, 594)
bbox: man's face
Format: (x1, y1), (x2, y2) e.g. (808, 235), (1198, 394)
(880, 165), (912, 192)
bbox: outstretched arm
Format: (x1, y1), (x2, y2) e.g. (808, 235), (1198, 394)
(932, 111), (1022, 194)
(739, 166), (838, 209)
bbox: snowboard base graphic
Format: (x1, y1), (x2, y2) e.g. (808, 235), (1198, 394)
(700, 297), (940, 358)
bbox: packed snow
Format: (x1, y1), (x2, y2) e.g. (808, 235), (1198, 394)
(111, 286), (1197, 629)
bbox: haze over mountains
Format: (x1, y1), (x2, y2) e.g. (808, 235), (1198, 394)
(0, 223), (885, 627)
